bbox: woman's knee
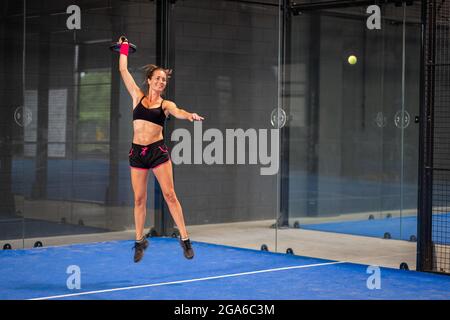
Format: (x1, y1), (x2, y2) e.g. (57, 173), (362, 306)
(134, 194), (147, 207)
(163, 189), (178, 204)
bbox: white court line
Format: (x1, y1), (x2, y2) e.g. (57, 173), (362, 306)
(29, 261), (347, 300)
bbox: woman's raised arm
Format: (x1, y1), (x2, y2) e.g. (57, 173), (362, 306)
(118, 37), (142, 104)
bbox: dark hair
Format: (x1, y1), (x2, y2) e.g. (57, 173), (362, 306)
(142, 64), (172, 84)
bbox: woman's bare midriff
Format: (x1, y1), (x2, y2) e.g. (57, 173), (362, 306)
(132, 120), (164, 145)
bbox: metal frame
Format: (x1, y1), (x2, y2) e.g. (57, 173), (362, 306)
(153, 0), (177, 237)
(417, 0), (434, 272)
(279, 0), (291, 228)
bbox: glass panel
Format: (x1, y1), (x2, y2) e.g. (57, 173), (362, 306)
(280, 1), (421, 268)
(20, 0), (157, 247)
(0, 0), (26, 250)
(2, 0), (281, 251)
(171, 0), (280, 251)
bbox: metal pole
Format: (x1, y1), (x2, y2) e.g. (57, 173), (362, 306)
(417, 0), (434, 272)
(154, 0), (176, 237)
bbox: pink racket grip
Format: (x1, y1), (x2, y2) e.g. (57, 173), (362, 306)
(120, 43), (129, 56)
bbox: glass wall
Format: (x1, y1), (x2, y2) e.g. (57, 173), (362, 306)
(1, 0), (159, 248)
(0, 0), (26, 248)
(279, 1), (421, 268)
(0, 0), (423, 270)
(169, 0), (280, 250)
(0, 0), (281, 251)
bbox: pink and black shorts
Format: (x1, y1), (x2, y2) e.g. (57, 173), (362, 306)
(129, 140), (170, 170)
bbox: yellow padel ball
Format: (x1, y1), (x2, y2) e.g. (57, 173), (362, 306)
(348, 55), (357, 65)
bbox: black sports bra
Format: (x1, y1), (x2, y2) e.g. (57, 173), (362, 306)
(133, 96), (166, 127)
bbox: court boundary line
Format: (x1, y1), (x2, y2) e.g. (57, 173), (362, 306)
(29, 261), (346, 300)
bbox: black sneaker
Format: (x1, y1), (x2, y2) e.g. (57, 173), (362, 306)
(179, 238), (194, 259)
(133, 238), (149, 263)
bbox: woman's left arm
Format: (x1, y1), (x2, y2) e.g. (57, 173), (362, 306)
(164, 100), (204, 122)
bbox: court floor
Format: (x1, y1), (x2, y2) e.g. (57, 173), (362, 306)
(1, 238), (449, 300)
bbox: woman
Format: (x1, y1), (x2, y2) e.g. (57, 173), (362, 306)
(118, 37), (204, 263)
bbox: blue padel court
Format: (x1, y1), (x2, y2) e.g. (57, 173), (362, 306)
(1, 238), (450, 300)
(301, 213), (450, 243)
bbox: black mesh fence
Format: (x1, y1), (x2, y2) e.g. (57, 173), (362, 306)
(420, 0), (450, 274)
